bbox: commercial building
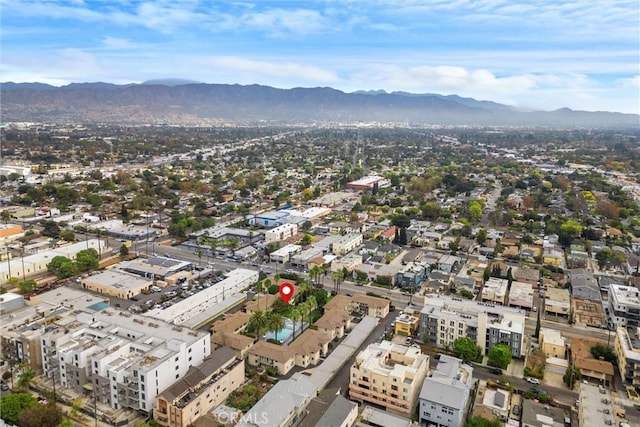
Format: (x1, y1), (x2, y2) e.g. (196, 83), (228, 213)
(418, 355), (474, 427)
(0, 239), (106, 285)
(608, 284), (640, 328)
(0, 292), (24, 314)
(0, 223), (23, 240)
(349, 340), (429, 416)
(420, 295), (526, 358)
(249, 210), (291, 228)
(118, 256), (192, 281)
(614, 326), (640, 389)
(80, 270), (152, 299)
(265, 223), (298, 244)
(41, 307), (210, 413)
(153, 347), (244, 427)
(346, 175), (391, 191)
(144, 268), (258, 325)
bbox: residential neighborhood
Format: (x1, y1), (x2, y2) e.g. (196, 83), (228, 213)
(1, 124), (640, 427)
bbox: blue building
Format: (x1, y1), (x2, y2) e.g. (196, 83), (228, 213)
(249, 210), (291, 228)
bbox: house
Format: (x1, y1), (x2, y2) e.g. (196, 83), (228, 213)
(437, 254), (461, 273)
(418, 355), (474, 427)
(512, 266), (540, 286)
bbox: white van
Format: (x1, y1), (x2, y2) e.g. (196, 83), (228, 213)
(150, 286), (161, 293)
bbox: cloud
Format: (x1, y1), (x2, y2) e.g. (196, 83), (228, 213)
(239, 8), (329, 36)
(200, 56), (340, 82)
(102, 36), (135, 49)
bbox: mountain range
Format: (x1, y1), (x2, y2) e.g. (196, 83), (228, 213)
(1, 81), (638, 128)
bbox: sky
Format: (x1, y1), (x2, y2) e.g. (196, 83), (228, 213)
(1, 0), (639, 114)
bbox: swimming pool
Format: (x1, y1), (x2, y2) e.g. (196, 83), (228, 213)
(263, 318), (295, 343)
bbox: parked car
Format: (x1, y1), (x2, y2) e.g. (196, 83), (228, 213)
(490, 368), (502, 375)
(513, 405), (520, 416)
(526, 377), (540, 385)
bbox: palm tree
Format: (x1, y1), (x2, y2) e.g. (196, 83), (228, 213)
(16, 364), (35, 391)
(309, 265), (320, 286)
(297, 280), (313, 303)
(262, 278), (272, 311)
(266, 314), (285, 340)
(247, 310), (268, 336)
(289, 307), (302, 339)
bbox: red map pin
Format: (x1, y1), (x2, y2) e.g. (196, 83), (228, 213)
(279, 282), (294, 304)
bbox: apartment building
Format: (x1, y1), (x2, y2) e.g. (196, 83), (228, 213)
(614, 326), (640, 389)
(420, 295), (526, 358)
(608, 284), (640, 328)
(481, 277), (508, 305)
(153, 347), (244, 427)
(544, 287), (571, 317)
(332, 233), (364, 256)
(41, 308), (210, 413)
(265, 223), (298, 244)
(507, 281), (534, 310)
(395, 314), (420, 337)
(269, 244), (302, 263)
(247, 329), (330, 375)
(419, 355), (474, 427)
(349, 340), (429, 416)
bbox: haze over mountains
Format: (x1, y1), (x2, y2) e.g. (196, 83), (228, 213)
(1, 81), (638, 128)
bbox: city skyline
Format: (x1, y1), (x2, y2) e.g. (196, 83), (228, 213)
(1, 0), (639, 114)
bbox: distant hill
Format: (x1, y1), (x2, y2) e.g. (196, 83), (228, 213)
(1, 81), (637, 128)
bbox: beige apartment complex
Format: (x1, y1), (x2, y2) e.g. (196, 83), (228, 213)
(349, 340), (429, 415)
(154, 347), (244, 427)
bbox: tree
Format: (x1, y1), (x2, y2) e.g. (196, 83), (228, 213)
(297, 280), (313, 303)
(290, 307), (302, 339)
(16, 365), (35, 391)
(1, 210), (12, 224)
(534, 310), (541, 339)
(468, 200), (483, 222)
(301, 233), (314, 246)
(17, 279), (36, 295)
(247, 310), (268, 335)
(398, 227), (408, 245)
(465, 416), (501, 427)
(453, 337), (483, 363)
(460, 289), (474, 300)
(563, 365), (581, 389)
(119, 243), (129, 258)
(559, 219), (583, 246)
(59, 229), (75, 242)
(590, 344), (616, 363)
(390, 213), (411, 229)
(0, 393), (36, 424)
(75, 248), (99, 271)
(18, 401), (63, 427)
(267, 313), (285, 337)
(488, 344), (512, 369)
(40, 220), (61, 238)
(476, 228), (487, 245)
